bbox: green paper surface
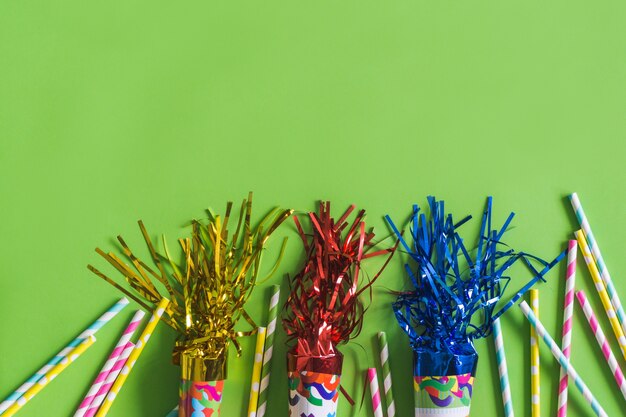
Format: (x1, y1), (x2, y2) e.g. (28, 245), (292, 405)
(0, 1), (625, 416)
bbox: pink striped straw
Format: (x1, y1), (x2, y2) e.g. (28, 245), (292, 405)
(74, 310), (145, 416)
(83, 341), (135, 417)
(576, 290), (626, 401)
(367, 368), (383, 417)
(557, 240), (577, 417)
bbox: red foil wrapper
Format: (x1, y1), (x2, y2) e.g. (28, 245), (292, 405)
(287, 351), (344, 375)
(283, 202), (395, 373)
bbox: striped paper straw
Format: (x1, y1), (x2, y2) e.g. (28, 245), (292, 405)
(367, 368), (384, 417)
(530, 289), (540, 417)
(0, 298), (128, 414)
(557, 240), (577, 417)
(84, 342), (134, 417)
(377, 331), (395, 417)
(257, 285), (280, 417)
(520, 301), (608, 417)
(247, 327), (267, 417)
(95, 297), (170, 417)
(493, 318), (514, 417)
(3, 336), (96, 417)
(570, 193), (626, 333)
(519, 301), (608, 417)
(576, 290), (626, 400)
(75, 310), (146, 416)
(576, 230), (626, 360)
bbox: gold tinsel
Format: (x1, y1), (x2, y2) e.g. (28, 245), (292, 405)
(88, 193), (292, 379)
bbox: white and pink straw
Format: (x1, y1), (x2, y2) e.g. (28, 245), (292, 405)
(367, 368), (383, 417)
(74, 310), (145, 417)
(84, 341), (135, 417)
(557, 240), (577, 417)
(576, 290), (626, 401)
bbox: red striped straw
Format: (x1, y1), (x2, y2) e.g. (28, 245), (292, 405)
(557, 240), (577, 417)
(367, 368), (383, 417)
(576, 291), (626, 400)
(84, 341), (135, 417)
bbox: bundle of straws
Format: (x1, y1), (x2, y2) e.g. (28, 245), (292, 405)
(500, 193), (626, 417)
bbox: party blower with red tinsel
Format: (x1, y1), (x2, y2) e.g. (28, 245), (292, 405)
(282, 202), (396, 417)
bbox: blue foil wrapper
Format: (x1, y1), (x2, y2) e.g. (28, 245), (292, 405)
(386, 197), (565, 377)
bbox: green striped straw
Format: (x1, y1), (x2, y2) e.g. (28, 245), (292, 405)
(492, 318), (514, 417)
(377, 332), (395, 417)
(519, 301), (608, 417)
(569, 192), (626, 334)
(256, 285), (280, 417)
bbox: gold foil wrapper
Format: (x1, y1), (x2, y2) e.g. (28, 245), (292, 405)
(181, 348), (228, 381)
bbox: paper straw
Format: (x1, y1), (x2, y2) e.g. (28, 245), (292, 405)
(75, 310), (146, 416)
(367, 368), (384, 417)
(84, 342), (134, 417)
(493, 318), (514, 417)
(257, 285), (280, 417)
(570, 193), (626, 333)
(95, 298), (170, 417)
(576, 290), (626, 400)
(557, 240), (577, 417)
(377, 331), (395, 417)
(519, 300), (608, 417)
(0, 297), (128, 414)
(576, 230), (626, 360)
(166, 406), (178, 417)
(247, 327), (267, 417)
(530, 289), (540, 417)
(3, 336), (96, 417)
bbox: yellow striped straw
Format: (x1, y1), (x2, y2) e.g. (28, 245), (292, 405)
(576, 230), (626, 360)
(4, 336), (96, 417)
(247, 327), (267, 417)
(530, 289), (540, 417)
(95, 298), (170, 417)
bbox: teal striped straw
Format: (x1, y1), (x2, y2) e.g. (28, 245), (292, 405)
(519, 301), (607, 417)
(569, 192), (626, 334)
(0, 297), (129, 415)
(492, 318), (514, 417)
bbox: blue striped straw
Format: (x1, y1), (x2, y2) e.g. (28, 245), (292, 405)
(519, 301), (607, 417)
(569, 193), (626, 334)
(493, 318), (514, 417)
(0, 297), (129, 414)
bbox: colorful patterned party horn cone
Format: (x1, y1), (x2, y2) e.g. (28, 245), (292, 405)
(288, 371), (340, 417)
(414, 374), (474, 417)
(179, 380), (224, 416)
(178, 352), (226, 417)
(287, 352), (342, 417)
(413, 349), (477, 417)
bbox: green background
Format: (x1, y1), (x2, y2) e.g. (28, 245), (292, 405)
(1, 1), (625, 416)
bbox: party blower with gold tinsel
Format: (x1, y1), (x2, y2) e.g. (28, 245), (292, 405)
(88, 193), (292, 416)
(282, 202), (396, 417)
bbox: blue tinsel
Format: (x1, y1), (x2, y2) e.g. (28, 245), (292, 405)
(385, 197), (565, 376)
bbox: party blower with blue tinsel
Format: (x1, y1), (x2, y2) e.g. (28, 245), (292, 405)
(385, 197), (565, 417)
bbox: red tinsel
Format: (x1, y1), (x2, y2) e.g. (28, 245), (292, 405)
(283, 202), (395, 373)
